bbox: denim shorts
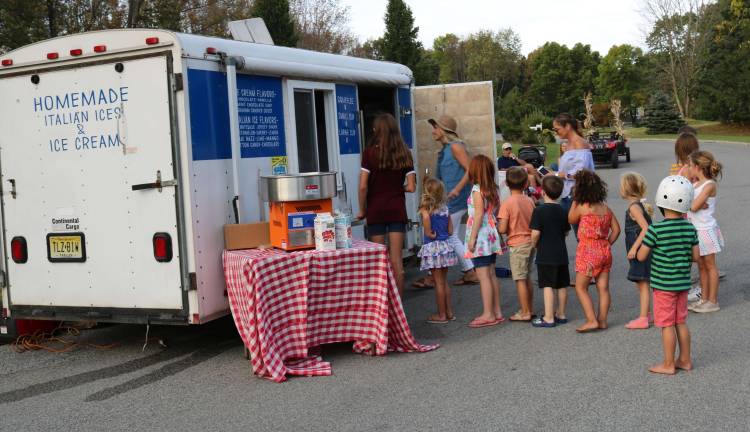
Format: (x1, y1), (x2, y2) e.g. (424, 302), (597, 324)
(367, 222), (407, 237)
(625, 228), (651, 282)
(471, 254), (497, 268)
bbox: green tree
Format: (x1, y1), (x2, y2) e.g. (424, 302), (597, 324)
(0, 0), (49, 52)
(526, 42), (600, 116)
(597, 44), (647, 122)
(463, 29), (523, 97)
(350, 37), (384, 60)
(381, 0), (423, 82)
(432, 33), (465, 83)
(253, 0), (298, 47)
(413, 48), (439, 85)
(644, 0), (720, 119)
(644, 92), (685, 134)
(495, 86), (529, 140)
(697, 0), (750, 123)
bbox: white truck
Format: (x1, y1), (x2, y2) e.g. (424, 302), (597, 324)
(0, 27), (420, 325)
(0, 26), (496, 327)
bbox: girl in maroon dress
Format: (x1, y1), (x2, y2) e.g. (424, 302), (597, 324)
(357, 114), (416, 295)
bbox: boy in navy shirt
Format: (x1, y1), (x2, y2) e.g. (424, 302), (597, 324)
(530, 176), (571, 327)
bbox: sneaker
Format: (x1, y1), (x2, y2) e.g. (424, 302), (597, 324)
(693, 301), (720, 313)
(688, 299), (704, 312)
(687, 285), (702, 303)
(531, 317), (556, 328)
(625, 316), (649, 329)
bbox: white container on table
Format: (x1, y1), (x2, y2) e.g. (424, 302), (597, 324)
(334, 211), (353, 249)
(314, 213), (337, 251)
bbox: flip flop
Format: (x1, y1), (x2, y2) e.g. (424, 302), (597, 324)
(427, 317), (449, 324)
(452, 276), (479, 286)
(509, 312), (532, 322)
(447, 314), (457, 321)
(412, 277), (435, 289)
(495, 316), (506, 323)
(468, 317), (499, 328)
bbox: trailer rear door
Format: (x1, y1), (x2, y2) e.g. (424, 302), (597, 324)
(0, 54), (184, 318)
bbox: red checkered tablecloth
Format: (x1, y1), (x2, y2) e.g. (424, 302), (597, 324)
(222, 239), (438, 382)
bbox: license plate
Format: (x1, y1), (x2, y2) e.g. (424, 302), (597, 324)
(47, 233), (86, 262)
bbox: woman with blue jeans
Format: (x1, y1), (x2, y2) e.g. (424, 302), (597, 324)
(553, 113), (595, 236)
(413, 115), (479, 287)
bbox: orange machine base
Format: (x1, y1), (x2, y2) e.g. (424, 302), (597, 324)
(269, 199), (333, 251)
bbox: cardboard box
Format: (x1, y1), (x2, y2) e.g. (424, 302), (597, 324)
(223, 222), (270, 250)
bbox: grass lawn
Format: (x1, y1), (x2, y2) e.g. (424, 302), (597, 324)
(496, 141), (561, 167)
(625, 120), (750, 144)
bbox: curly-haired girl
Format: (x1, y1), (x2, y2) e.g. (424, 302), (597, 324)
(568, 170), (621, 332)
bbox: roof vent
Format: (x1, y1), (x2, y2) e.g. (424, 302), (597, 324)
(228, 18), (275, 45)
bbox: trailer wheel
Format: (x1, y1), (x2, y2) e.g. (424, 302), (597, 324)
(611, 151), (619, 169)
(626, 148), (631, 162)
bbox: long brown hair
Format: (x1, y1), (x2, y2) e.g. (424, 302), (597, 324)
(675, 133), (699, 164)
(368, 113), (414, 170)
(468, 155), (500, 211)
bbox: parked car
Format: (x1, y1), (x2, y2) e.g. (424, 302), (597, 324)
(588, 131), (630, 168)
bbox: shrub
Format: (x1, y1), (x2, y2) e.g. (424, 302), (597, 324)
(520, 109), (554, 144)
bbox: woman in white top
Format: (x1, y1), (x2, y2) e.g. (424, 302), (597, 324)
(552, 113), (595, 234)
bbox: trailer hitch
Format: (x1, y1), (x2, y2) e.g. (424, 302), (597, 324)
(131, 170), (177, 192)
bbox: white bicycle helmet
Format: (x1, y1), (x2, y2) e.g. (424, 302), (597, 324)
(655, 175), (694, 213)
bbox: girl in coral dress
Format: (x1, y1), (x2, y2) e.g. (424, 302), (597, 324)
(568, 170), (620, 333)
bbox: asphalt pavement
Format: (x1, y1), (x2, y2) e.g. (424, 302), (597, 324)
(1, 139), (748, 432)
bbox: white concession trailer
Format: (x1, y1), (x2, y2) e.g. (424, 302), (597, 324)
(0, 29), (419, 325)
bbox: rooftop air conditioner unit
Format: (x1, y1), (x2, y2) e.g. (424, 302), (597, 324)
(228, 18), (275, 45)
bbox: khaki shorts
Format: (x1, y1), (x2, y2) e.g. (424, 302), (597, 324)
(509, 242), (535, 281)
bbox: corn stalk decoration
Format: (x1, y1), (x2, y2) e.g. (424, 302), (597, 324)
(610, 99), (626, 138)
(583, 92), (594, 136)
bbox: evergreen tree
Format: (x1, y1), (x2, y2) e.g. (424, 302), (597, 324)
(381, 0), (423, 83)
(697, 0), (750, 123)
(644, 93), (685, 134)
(253, 0), (298, 47)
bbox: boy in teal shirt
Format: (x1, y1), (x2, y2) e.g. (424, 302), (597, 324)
(638, 176), (699, 375)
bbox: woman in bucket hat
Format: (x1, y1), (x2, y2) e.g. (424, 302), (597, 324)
(413, 115), (479, 287)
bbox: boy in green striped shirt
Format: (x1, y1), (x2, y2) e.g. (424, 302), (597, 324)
(637, 176), (699, 375)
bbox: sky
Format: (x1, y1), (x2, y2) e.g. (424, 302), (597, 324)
(340, 0), (649, 56)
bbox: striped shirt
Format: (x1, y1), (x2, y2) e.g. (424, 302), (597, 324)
(669, 163), (681, 176)
(642, 218), (698, 291)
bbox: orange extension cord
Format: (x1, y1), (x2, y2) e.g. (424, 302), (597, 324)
(10, 324), (118, 353)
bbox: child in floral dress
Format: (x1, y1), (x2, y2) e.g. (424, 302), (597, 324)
(465, 155), (506, 328)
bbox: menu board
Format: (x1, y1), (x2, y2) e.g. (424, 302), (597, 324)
(236, 74), (286, 158)
(335, 84), (360, 155)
